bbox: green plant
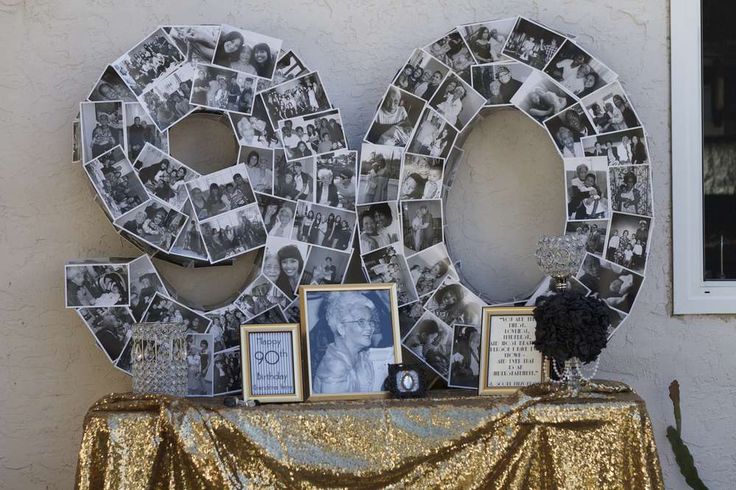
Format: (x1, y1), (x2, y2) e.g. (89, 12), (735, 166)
(666, 380), (708, 490)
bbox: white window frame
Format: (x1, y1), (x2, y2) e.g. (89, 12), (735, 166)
(672, 0), (736, 313)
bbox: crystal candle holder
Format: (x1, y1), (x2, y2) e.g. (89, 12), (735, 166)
(534, 234), (587, 291)
(132, 322), (187, 396)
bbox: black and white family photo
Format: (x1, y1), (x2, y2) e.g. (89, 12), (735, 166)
(261, 236), (309, 297)
(605, 213), (651, 273)
(279, 109), (347, 160)
(256, 50), (309, 93)
(112, 27), (184, 96)
(525, 275), (590, 307)
(134, 143), (198, 210)
(471, 62), (532, 106)
(190, 63), (256, 114)
(428, 73), (486, 131)
(425, 29), (475, 82)
(544, 103), (595, 158)
(273, 153), (314, 202)
(300, 247), (351, 286)
(303, 288), (399, 395)
(115, 200), (188, 252)
(581, 81), (641, 134)
(565, 157), (610, 220)
(125, 102), (168, 162)
(291, 201), (356, 251)
(238, 146), (274, 193)
(257, 193), (297, 238)
(199, 203), (267, 263)
(229, 96), (281, 148)
(406, 243), (458, 298)
(357, 143), (401, 203)
(139, 62), (196, 132)
(213, 24), (282, 79)
(502, 17), (565, 69)
(609, 165), (652, 216)
(186, 164), (256, 221)
(425, 279), (484, 327)
(234, 274), (289, 320)
(186, 333), (214, 396)
(128, 255), (168, 321)
(261, 72), (331, 125)
(65, 263), (130, 308)
(362, 245), (419, 306)
(80, 101), (125, 163)
(365, 86), (425, 147)
(213, 348), (242, 395)
(83, 146), (148, 219)
(206, 305), (247, 352)
(509, 71), (575, 124)
(398, 301), (425, 338)
(170, 201), (208, 261)
(459, 18), (517, 63)
(244, 305), (287, 325)
(315, 150), (357, 210)
(393, 48), (449, 101)
(582, 127), (649, 165)
(77, 307), (134, 363)
(577, 254), (643, 314)
(448, 324), (481, 389)
(400, 153), (445, 200)
(402, 310), (453, 379)
(89, 66), (136, 102)
(164, 25), (220, 64)
(544, 40), (617, 97)
(565, 219), (608, 257)
(401, 199), (443, 255)
(357, 202), (402, 253)
(143, 292), (211, 333)
(406, 107), (457, 159)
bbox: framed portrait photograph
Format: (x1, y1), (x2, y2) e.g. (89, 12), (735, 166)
(478, 306), (547, 395)
(299, 283), (403, 400)
(240, 323), (303, 403)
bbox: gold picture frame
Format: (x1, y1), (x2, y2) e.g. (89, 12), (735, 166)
(299, 283), (403, 401)
(240, 323), (304, 403)
(478, 306), (548, 395)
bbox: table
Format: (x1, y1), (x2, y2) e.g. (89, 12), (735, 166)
(75, 381), (663, 489)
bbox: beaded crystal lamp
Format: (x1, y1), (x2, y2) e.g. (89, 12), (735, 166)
(534, 234), (587, 292)
(132, 322), (188, 396)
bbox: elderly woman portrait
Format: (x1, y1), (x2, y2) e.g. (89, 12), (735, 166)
(308, 290), (396, 395)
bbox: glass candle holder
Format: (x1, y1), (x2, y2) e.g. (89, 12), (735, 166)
(132, 322), (188, 396)
(534, 234), (587, 290)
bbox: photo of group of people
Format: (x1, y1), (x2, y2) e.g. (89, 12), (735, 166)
(199, 203), (267, 263)
(80, 101), (126, 163)
(206, 304), (248, 352)
(581, 81), (640, 134)
(565, 219), (608, 257)
(502, 17), (565, 70)
(213, 24), (282, 80)
(565, 157), (610, 220)
(403, 310), (453, 379)
(605, 213), (651, 274)
(544, 103), (596, 158)
(189, 63), (256, 114)
(213, 348), (242, 395)
(127, 255), (168, 321)
(186, 163), (256, 221)
(291, 201), (356, 252)
(428, 73), (486, 131)
(112, 28), (185, 96)
(577, 253), (644, 315)
(544, 40), (617, 97)
(134, 144), (199, 210)
(363, 245), (419, 306)
(139, 62), (197, 132)
(279, 109), (347, 160)
(186, 333), (214, 396)
(582, 127), (650, 165)
(425, 30), (475, 82)
(77, 307), (135, 363)
(65, 262), (130, 308)
(399, 153), (445, 200)
(234, 274), (290, 319)
(142, 292), (211, 333)
(229, 97), (281, 149)
(84, 146), (148, 219)
(471, 62), (532, 106)
(256, 50), (309, 93)
(261, 72), (331, 125)
(115, 200), (188, 252)
(125, 102), (168, 162)
(459, 18), (517, 64)
(393, 48), (449, 101)
(314, 150), (357, 210)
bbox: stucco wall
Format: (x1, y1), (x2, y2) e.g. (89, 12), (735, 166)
(1, 1), (726, 488)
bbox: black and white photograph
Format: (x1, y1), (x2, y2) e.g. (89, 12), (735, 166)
(170, 201), (208, 261)
(459, 17), (517, 63)
(565, 219), (608, 257)
(576, 253), (644, 314)
(114, 200), (188, 252)
(398, 301), (425, 338)
(279, 109), (347, 160)
(605, 213), (651, 274)
(213, 347), (242, 395)
(525, 275), (590, 307)
(186, 163), (256, 221)
(112, 27), (184, 96)
(509, 70), (575, 125)
(238, 146), (274, 193)
(301, 285), (402, 398)
(609, 165), (653, 217)
(406, 107), (458, 159)
(88, 65), (137, 102)
(256, 50), (309, 93)
(401, 199), (443, 255)
(115, 340), (133, 374)
(581, 127), (650, 165)
(229, 95), (281, 148)
(206, 304), (247, 352)
(199, 203), (267, 263)
(138, 62), (197, 132)
(261, 72), (331, 126)
(234, 274), (289, 320)
(142, 292), (211, 333)
(406, 243), (458, 298)
(261, 236), (309, 297)
(77, 307), (134, 363)
(362, 245), (419, 306)
(244, 305), (287, 325)
(189, 64), (256, 114)
(428, 72), (486, 131)
(283, 299), (301, 323)
(315, 150), (357, 210)
(73, 117), (81, 163)
(393, 48), (449, 101)
(124, 102), (168, 162)
(291, 201), (356, 251)
(134, 143), (198, 210)
(164, 25), (220, 63)
(581, 81), (641, 134)
(357, 143), (401, 204)
(65, 263), (130, 308)
(399, 153), (445, 200)
(448, 324), (481, 389)
(299, 247), (351, 286)
(424, 29), (475, 82)
(83, 146), (148, 219)
(471, 62), (532, 106)
(80, 101), (125, 163)
(357, 202), (402, 253)
(213, 24), (282, 79)
(565, 157), (610, 220)
(185, 332), (214, 396)
(502, 17), (565, 69)
(544, 40), (617, 97)
(544, 103), (596, 158)
(256, 193), (297, 238)
(425, 278), (484, 327)
(127, 255), (167, 321)
(402, 309), (453, 379)
(273, 153), (314, 202)
(365, 86), (425, 147)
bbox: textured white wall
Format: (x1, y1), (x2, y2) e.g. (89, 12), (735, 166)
(0, 1), (726, 488)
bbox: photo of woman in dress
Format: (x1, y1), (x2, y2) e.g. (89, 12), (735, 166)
(459, 18), (516, 63)
(610, 166), (652, 216)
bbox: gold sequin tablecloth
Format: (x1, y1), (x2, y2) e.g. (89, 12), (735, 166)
(75, 381), (663, 489)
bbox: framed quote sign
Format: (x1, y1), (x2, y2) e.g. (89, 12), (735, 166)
(478, 307), (547, 395)
(240, 323), (303, 403)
